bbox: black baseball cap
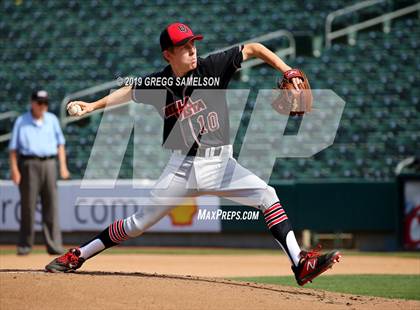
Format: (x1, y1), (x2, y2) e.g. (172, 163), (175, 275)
(160, 22), (203, 51)
(31, 90), (49, 103)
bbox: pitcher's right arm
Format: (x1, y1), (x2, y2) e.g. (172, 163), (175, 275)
(67, 85), (133, 116)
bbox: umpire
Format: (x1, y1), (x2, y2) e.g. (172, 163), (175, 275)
(9, 90), (70, 255)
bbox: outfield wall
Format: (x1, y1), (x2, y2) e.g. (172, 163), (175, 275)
(0, 179), (402, 250)
(222, 180), (399, 232)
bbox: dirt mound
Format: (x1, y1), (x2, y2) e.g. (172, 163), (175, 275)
(1, 253), (418, 277)
(1, 270), (418, 310)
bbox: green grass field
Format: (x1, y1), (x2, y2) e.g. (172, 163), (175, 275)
(230, 275), (420, 300)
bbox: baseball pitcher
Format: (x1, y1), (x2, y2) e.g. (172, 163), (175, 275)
(45, 23), (340, 286)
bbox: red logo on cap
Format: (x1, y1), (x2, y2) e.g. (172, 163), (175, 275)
(166, 23), (203, 47)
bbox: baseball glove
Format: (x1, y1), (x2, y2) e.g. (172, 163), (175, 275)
(272, 69), (313, 116)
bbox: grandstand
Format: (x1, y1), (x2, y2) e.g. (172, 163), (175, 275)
(0, 0), (418, 181)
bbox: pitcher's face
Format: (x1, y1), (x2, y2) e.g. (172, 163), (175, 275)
(168, 40), (197, 71)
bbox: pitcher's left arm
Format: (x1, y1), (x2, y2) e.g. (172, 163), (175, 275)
(242, 43), (302, 90)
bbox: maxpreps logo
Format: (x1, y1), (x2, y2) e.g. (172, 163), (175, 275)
(163, 96), (207, 121)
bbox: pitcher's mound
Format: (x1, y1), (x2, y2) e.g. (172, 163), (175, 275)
(1, 270), (418, 310)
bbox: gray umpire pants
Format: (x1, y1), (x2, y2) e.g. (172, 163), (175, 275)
(18, 157), (63, 252)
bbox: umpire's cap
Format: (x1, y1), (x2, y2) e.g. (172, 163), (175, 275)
(160, 22), (203, 51)
(31, 90), (49, 104)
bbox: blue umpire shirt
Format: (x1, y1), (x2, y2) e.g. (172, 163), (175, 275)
(9, 111), (65, 157)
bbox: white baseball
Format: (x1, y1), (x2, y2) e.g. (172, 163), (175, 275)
(67, 103), (82, 116)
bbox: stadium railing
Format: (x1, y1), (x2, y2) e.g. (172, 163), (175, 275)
(325, 1), (420, 48)
(0, 111), (19, 143)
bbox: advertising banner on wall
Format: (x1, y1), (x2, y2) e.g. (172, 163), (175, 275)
(402, 179), (420, 250)
(0, 180), (221, 233)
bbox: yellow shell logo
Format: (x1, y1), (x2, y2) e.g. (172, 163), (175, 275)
(169, 198), (198, 226)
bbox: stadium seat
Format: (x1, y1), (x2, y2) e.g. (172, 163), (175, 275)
(0, 2), (418, 181)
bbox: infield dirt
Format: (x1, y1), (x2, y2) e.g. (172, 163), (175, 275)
(1, 253), (419, 309)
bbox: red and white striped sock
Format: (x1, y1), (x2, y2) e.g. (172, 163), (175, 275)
(79, 219), (129, 260)
(264, 202), (301, 266)
(108, 219), (129, 244)
(264, 202), (288, 229)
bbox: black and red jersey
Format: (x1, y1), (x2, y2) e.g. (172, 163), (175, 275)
(132, 45), (243, 151)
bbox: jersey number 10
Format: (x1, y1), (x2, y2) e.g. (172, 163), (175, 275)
(197, 112), (220, 134)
